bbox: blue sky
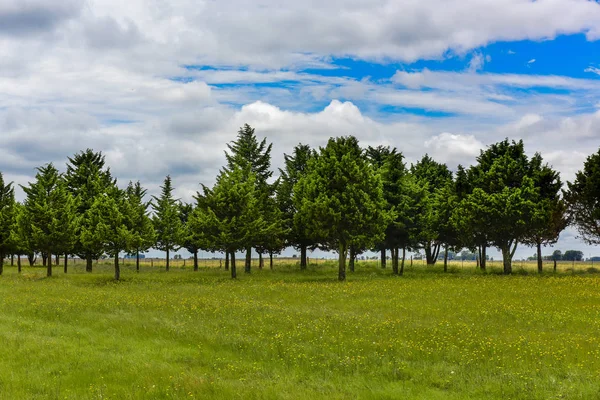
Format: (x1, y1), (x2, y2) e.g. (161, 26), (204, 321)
(1, 0), (600, 259)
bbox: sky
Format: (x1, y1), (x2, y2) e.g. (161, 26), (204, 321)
(1, 0), (600, 260)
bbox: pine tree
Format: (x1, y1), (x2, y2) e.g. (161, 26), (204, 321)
(21, 164), (78, 277)
(278, 144), (315, 269)
(125, 181), (155, 272)
(179, 202), (201, 271)
(152, 176), (183, 271)
(0, 173), (15, 275)
(225, 124), (274, 273)
(81, 187), (132, 280)
(65, 149), (115, 272)
(294, 136), (389, 281)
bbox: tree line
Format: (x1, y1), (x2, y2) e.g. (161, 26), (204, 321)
(0, 124), (599, 281)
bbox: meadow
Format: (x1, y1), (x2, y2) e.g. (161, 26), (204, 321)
(0, 259), (599, 399)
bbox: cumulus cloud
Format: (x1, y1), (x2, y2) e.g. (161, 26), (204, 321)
(424, 133), (484, 168)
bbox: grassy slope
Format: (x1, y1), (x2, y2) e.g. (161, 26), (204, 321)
(0, 261), (599, 399)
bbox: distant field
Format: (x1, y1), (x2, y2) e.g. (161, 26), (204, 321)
(1, 261), (599, 399)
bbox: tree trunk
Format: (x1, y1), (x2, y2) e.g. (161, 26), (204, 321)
(392, 248), (399, 275)
(17, 255), (21, 273)
(136, 251), (140, 273)
(0, 253), (4, 275)
(410, 256), (413, 267)
(300, 245), (307, 270)
(554, 259), (557, 273)
(225, 252), (229, 271)
(64, 253), (68, 274)
(476, 255), (480, 269)
(28, 254), (35, 267)
(43, 254), (47, 267)
(230, 251), (237, 279)
(245, 247), (251, 273)
(425, 245), (433, 265)
(259, 253), (264, 269)
(166, 248), (170, 271)
(381, 248), (386, 269)
(400, 247), (406, 276)
(10, 254), (13, 266)
(114, 252), (120, 280)
(349, 246), (355, 273)
(269, 251), (274, 270)
(502, 242), (518, 275)
(537, 241), (543, 273)
(47, 252), (52, 277)
(443, 246), (449, 272)
(86, 255), (93, 272)
(338, 243), (347, 281)
(480, 246), (487, 270)
(55, 254), (59, 266)
(193, 250), (198, 271)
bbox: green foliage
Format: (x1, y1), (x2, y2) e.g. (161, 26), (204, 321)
(21, 164), (78, 276)
(278, 144), (315, 264)
(565, 148), (600, 244)
(0, 172), (15, 273)
(226, 124), (273, 184)
(65, 149), (115, 262)
(152, 176), (183, 255)
(125, 181), (155, 257)
(294, 136), (388, 280)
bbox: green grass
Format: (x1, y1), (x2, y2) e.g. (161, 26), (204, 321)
(1, 261), (599, 399)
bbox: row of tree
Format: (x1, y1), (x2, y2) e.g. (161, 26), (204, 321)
(0, 125), (599, 281)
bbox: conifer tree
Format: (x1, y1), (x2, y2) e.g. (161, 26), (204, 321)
(152, 176), (183, 271)
(65, 149), (115, 272)
(225, 124), (274, 273)
(125, 181), (155, 272)
(294, 136), (389, 281)
(81, 187), (132, 280)
(0, 172), (15, 276)
(21, 164), (78, 277)
(179, 202), (201, 271)
(278, 144), (315, 269)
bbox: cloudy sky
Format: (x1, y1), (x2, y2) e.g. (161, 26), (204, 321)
(2, 0), (600, 259)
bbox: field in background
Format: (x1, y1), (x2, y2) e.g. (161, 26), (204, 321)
(1, 262), (599, 399)
(18, 255), (600, 275)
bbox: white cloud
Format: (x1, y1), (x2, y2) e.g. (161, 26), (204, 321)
(424, 133), (484, 168)
(585, 66), (600, 75)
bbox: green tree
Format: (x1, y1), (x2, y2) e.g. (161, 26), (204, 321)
(410, 155), (453, 265)
(0, 173), (15, 275)
(366, 145), (399, 269)
(65, 149), (115, 272)
(278, 143), (315, 269)
(461, 140), (538, 274)
(225, 124), (273, 273)
(125, 181), (155, 272)
(192, 166), (265, 279)
(81, 188), (132, 280)
(179, 202), (201, 271)
(294, 136), (388, 281)
(10, 202), (30, 273)
(565, 148), (600, 245)
(21, 164), (78, 277)
(522, 154), (568, 273)
(152, 176), (183, 271)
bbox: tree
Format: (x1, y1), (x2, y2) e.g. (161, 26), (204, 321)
(522, 154), (568, 273)
(81, 187), (132, 280)
(152, 176), (183, 272)
(278, 143), (315, 269)
(21, 164), (78, 277)
(0, 173), (15, 275)
(565, 148), (600, 245)
(65, 149), (115, 272)
(191, 166), (265, 279)
(225, 124), (273, 273)
(294, 136), (388, 281)
(179, 202), (201, 271)
(11, 202), (29, 273)
(461, 140), (538, 274)
(410, 155), (452, 265)
(563, 250), (584, 262)
(366, 145), (398, 269)
(125, 181), (155, 272)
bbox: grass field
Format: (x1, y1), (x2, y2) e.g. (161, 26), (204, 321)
(1, 260), (599, 399)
